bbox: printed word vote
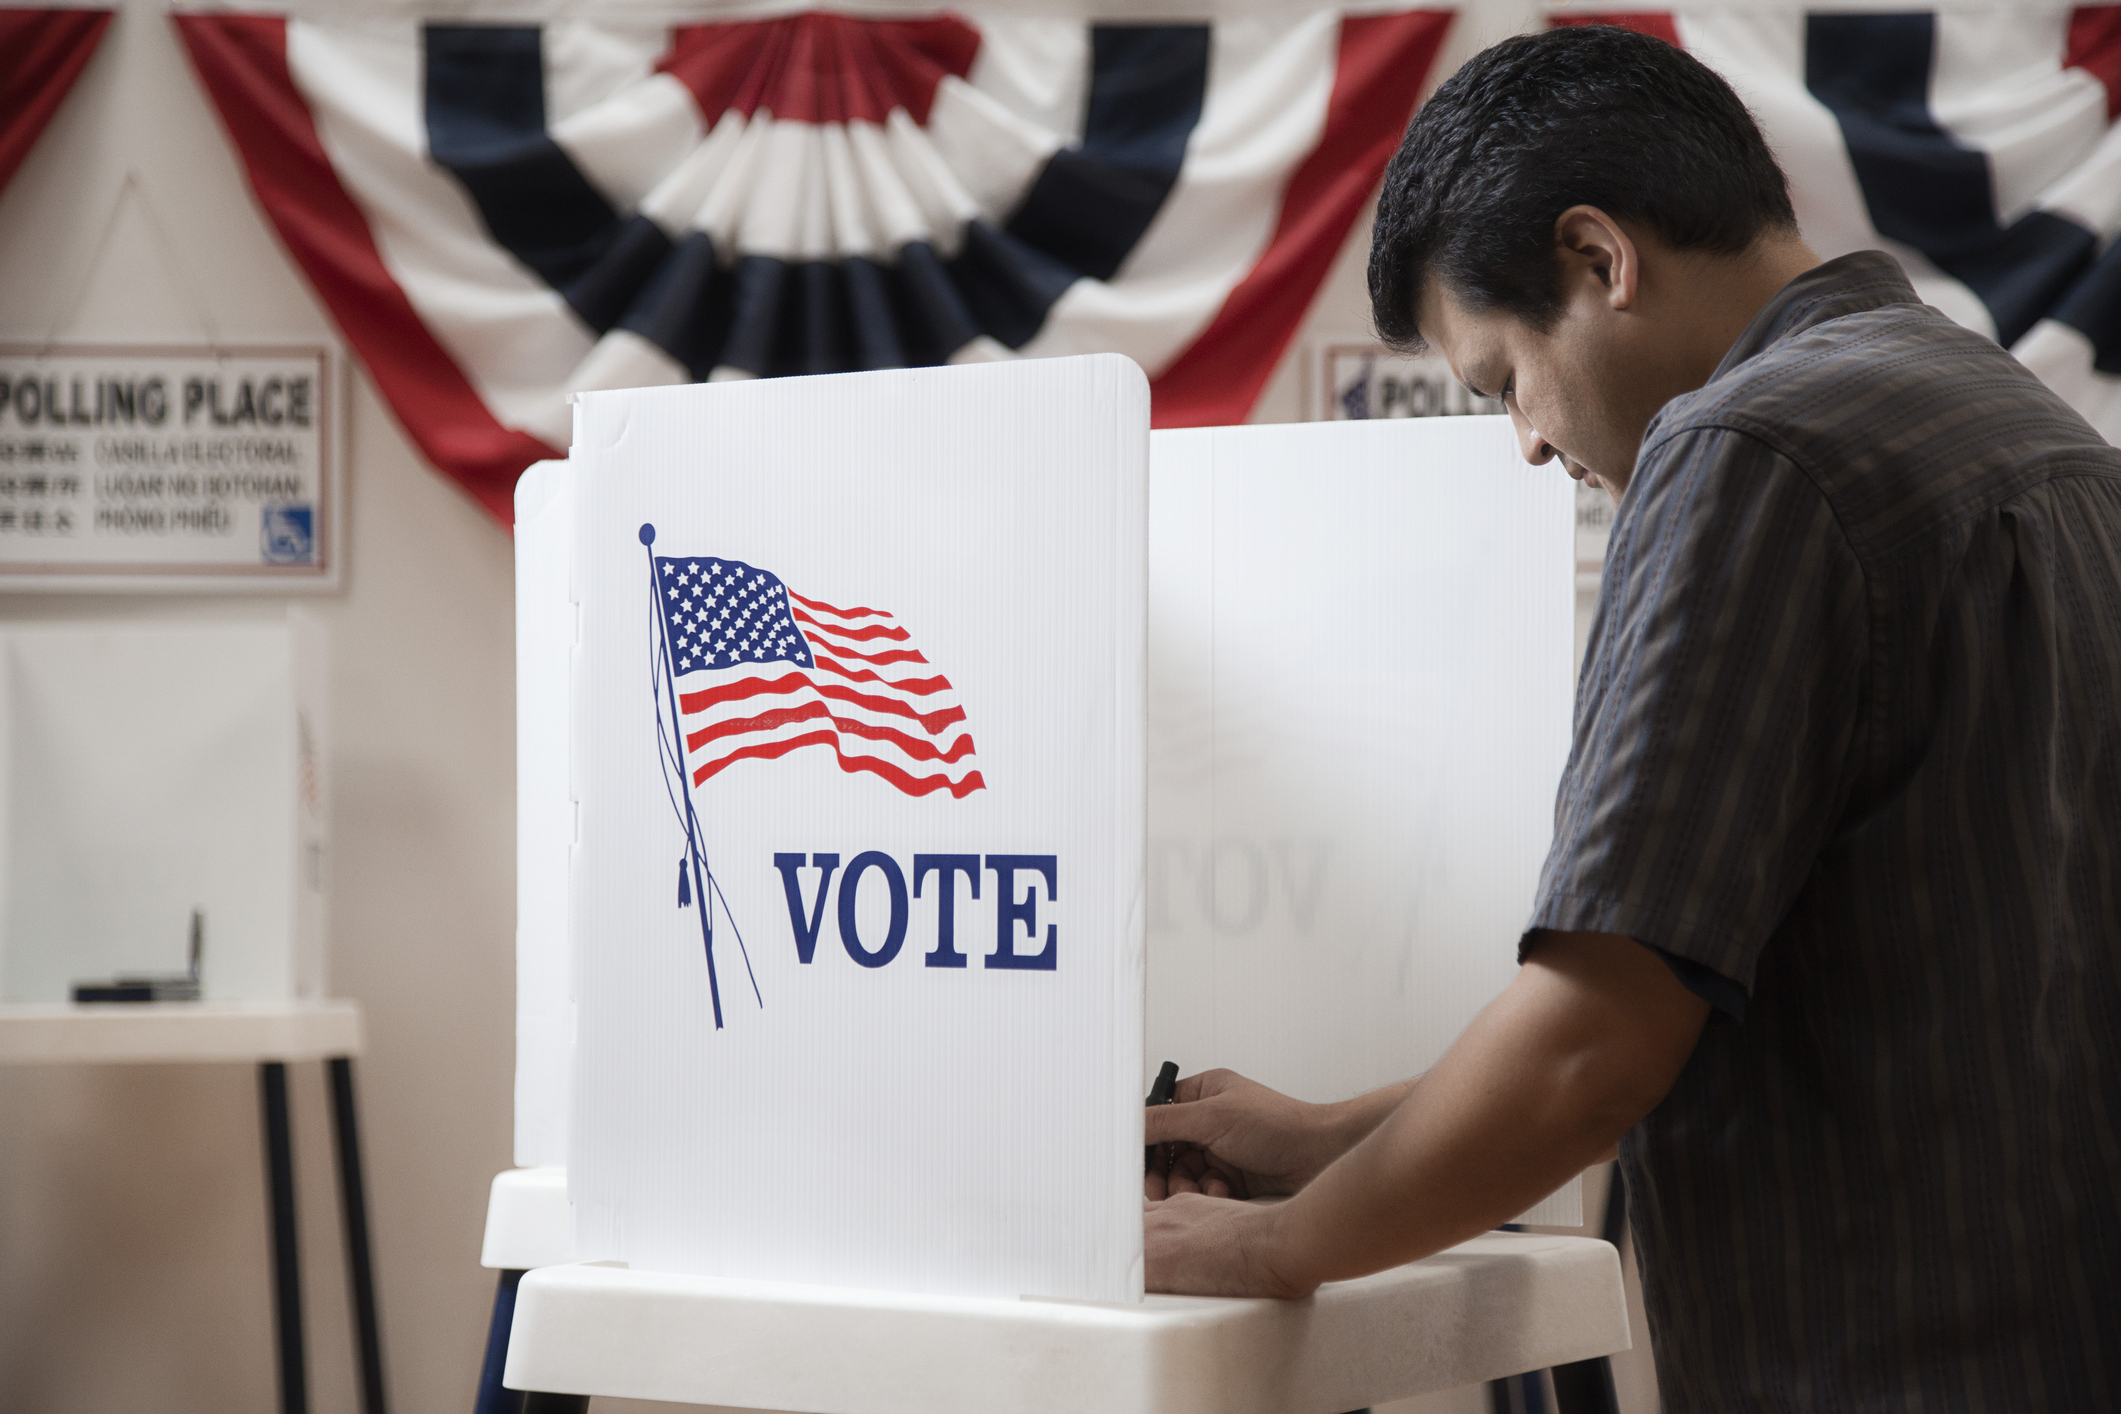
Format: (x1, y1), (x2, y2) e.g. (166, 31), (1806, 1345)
(771, 853), (1057, 971)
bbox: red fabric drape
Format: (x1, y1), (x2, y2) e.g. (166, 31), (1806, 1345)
(0, 8), (112, 195)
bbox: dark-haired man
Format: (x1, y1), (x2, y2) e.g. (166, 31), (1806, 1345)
(1143, 24), (2121, 1407)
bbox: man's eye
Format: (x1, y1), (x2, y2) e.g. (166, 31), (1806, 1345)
(1499, 377), (1514, 401)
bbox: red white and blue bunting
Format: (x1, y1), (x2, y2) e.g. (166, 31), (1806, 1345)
(174, 9), (1453, 522)
(1550, 2), (2121, 446)
(0, 7), (111, 196)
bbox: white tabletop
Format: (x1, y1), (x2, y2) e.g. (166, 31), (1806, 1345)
(505, 1231), (1629, 1414)
(0, 999), (363, 1064)
(483, 1166), (574, 1271)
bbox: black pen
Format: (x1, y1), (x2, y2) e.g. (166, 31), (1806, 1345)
(1145, 1060), (1179, 1173)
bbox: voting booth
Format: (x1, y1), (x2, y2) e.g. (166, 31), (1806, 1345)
(563, 354), (1146, 1298)
(502, 356), (1615, 1406)
(1148, 418), (1577, 1180)
(0, 614), (330, 1003)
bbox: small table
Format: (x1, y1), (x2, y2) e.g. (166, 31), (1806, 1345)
(502, 1230), (1628, 1413)
(0, 1000), (386, 1414)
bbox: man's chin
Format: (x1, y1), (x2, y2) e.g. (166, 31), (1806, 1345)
(1570, 465), (1625, 504)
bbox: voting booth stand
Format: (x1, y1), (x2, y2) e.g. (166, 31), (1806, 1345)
(491, 357), (1628, 1413)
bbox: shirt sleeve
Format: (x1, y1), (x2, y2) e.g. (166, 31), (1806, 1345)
(1524, 425), (1868, 1002)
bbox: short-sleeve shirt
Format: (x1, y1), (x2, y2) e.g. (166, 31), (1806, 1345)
(1527, 251), (2121, 1410)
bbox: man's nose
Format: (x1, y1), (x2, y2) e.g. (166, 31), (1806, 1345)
(1514, 418), (1556, 466)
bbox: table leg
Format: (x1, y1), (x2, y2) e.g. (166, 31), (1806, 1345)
(329, 1056), (390, 1414)
(475, 1270), (526, 1414)
(1488, 1371), (1550, 1413)
(260, 1061), (309, 1414)
(474, 1271), (588, 1414)
(1550, 1357), (1619, 1412)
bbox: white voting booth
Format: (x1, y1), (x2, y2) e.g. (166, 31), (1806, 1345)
(0, 616), (387, 1414)
(0, 615), (330, 1003)
(500, 356), (1620, 1408)
(1148, 418), (1578, 1135)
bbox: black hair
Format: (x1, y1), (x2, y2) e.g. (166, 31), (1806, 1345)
(1367, 26), (1796, 350)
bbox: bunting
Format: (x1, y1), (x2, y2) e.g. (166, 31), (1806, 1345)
(0, 7), (112, 196)
(174, 9), (1453, 522)
(1550, 2), (2121, 444)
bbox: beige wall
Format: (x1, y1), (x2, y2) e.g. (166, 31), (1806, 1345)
(0, 3), (1653, 1413)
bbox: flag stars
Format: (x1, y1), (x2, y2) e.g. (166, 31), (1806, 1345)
(658, 560), (820, 677)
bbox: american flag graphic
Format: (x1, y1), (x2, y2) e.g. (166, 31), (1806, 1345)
(654, 551), (986, 800)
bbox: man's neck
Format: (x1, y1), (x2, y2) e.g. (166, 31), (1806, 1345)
(1681, 232), (1822, 385)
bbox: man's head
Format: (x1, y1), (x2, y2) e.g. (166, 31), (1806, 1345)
(1368, 27), (1811, 497)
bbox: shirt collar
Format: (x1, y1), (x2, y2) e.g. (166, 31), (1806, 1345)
(1711, 250), (1920, 380)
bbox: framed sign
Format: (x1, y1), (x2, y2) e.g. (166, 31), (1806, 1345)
(1309, 339), (1504, 422)
(1307, 339), (1609, 588)
(0, 344), (342, 592)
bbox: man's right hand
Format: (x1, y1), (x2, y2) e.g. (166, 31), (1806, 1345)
(1144, 1069), (1412, 1200)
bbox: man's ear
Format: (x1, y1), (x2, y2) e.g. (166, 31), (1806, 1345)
(1553, 206), (1640, 311)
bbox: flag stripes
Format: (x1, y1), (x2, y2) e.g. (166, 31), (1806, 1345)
(656, 553), (984, 799)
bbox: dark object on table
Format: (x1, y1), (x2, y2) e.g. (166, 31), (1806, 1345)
(73, 907), (205, 1003)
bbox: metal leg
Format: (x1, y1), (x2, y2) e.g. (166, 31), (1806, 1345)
(1550, 1357), (1619, 1412)
(475, 1270), (527, 1414)
(260, 1061), (309, 1414)
(329, 1057), (390, 1414)
(1489, 1372), (1550, 1413)
(478, 1270), (587, 1414)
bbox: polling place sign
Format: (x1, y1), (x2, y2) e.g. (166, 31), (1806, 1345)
(554, 355), (1148, 1302)
(0, 345), (339, 590)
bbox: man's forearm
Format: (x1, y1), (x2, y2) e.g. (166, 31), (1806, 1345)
(1254, 932), (1708, 1293)
(1315, 1078), (1420, 1159)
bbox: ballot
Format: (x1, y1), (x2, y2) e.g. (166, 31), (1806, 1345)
(548, 355), (1150, 1302)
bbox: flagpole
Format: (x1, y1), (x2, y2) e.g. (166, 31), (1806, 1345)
(642, 523), (725, 1030)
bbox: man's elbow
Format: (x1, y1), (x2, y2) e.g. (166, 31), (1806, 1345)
(1550, 1047), (1679, 1156)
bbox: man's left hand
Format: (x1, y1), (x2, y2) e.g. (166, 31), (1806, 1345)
(1144, 1193), (1311, 1298)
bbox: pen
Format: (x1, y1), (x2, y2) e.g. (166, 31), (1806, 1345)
(1145, 1060), (1179, 1174)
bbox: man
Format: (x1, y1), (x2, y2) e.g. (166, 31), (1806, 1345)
(1143, 25), (2121, 1408)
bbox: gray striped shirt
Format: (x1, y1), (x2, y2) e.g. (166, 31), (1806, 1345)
(1529, 252), (2121, 1410)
